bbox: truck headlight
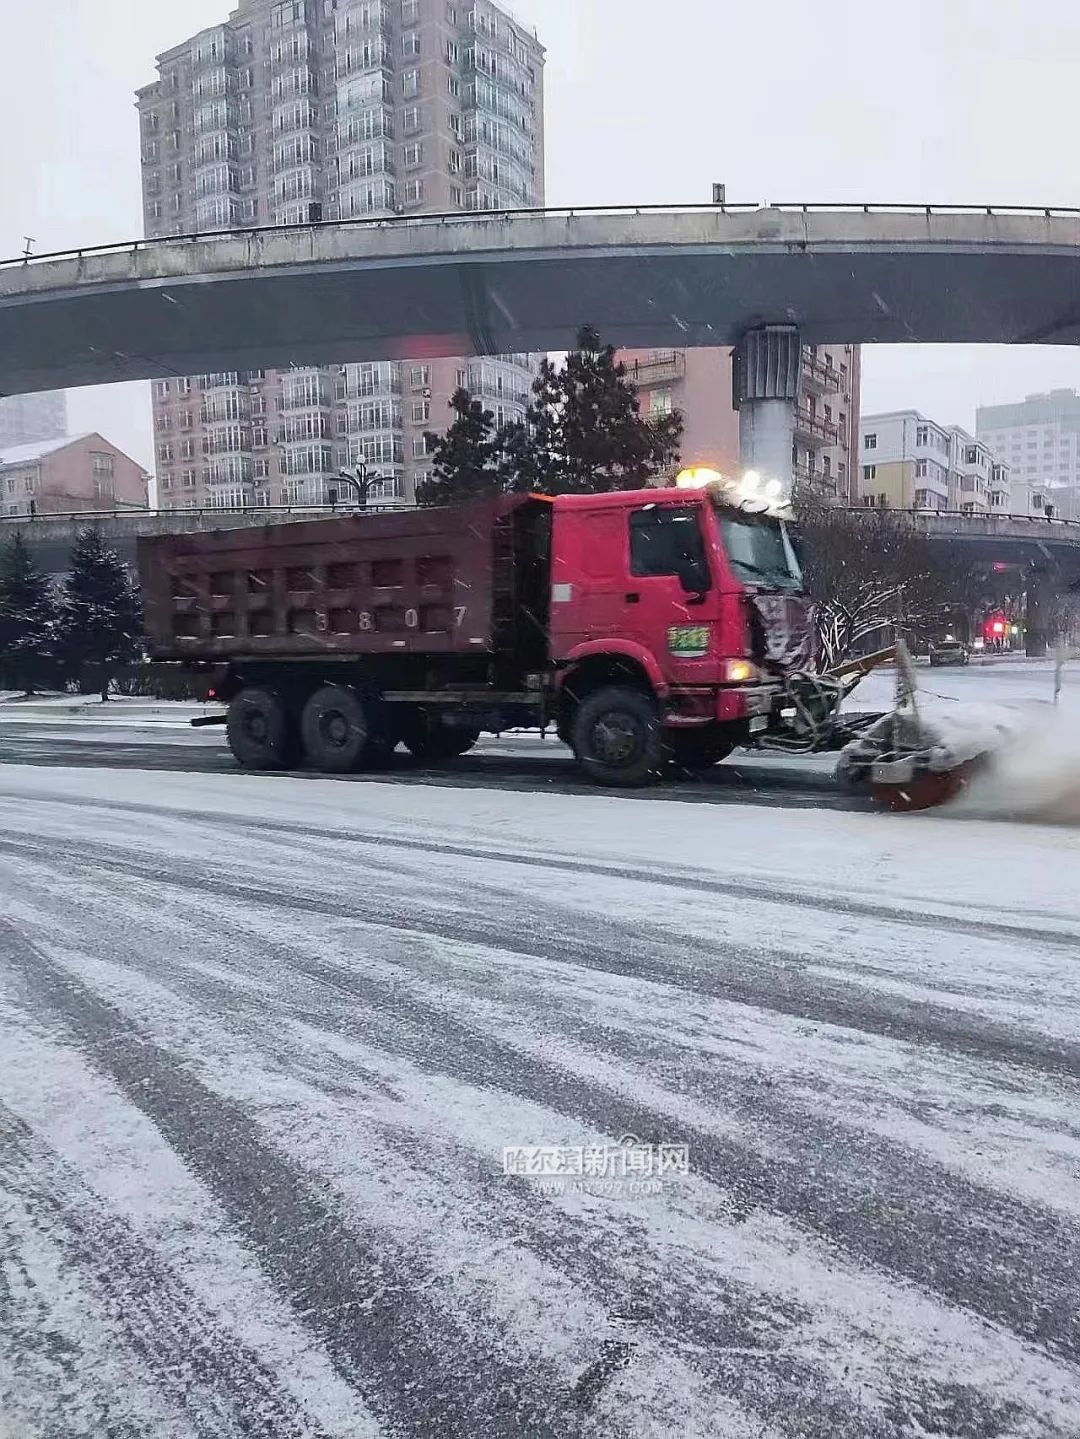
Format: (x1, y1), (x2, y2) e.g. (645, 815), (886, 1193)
(723, 659), (756, 683)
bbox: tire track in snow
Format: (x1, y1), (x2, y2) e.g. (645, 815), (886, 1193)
(0, 920), (600, 1439)
(259, 944), (1080, 1369)
(30, 856), (1076, 1391)
(0, 1104), (334, 1439)
(1, 783), (1075, 950)
(3, 827), (1079, 1088)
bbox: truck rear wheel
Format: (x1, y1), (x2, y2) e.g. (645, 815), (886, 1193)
(571, 685), (664, 787)
(226, 688), (295, 771)
(300, 685), (370, 773)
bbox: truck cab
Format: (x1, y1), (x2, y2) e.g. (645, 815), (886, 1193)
(549, 484), (816, 783)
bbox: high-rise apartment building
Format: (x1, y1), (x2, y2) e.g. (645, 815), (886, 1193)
(977, 390), (1080, 518)
(617, 344), (861, 502)
(0, 392), (68, 450)
(137, 0), (545, 511)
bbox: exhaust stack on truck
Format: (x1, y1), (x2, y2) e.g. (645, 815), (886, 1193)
(138, 485), (839, 786)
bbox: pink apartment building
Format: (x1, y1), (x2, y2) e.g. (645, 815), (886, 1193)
(619, 344), (862, 502)
(0, 434), (149, 520)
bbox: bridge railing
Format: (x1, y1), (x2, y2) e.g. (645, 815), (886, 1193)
(835, 506), (1080, 528)
(8, 503), (1080, 530)
(8, 201), (1080, 270)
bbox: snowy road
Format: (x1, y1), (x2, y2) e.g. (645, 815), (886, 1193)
(2, 759), (1080, 1437)
(0, 716), (860, 811)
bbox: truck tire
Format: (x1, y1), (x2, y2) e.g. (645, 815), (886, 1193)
(300, 685), (371, 773)
(571, 685), (664, 787)
(399, 709), (479, 760)
(669, 731), (734, 771)
(226, 688), (295, 770)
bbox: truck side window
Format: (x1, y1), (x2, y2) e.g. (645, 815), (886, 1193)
(629, 506), (706, 578)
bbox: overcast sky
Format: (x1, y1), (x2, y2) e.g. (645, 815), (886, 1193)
(4, 0), (1080, 466)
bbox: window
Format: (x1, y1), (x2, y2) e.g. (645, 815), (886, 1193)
(456, 368), (468, 389)
(411, 400), (430, 423)
(449, 111), (463, 138)
(915, 459), (927, 477)
(401, 0), (418, 20)
(448, 75), (461, 97)
(158, 444), (174, 464)
(965, 446), (980, 464)
(402, 32), (420, 56)
(448, 148), (461, 173)
(864, 433), (877, 450)
(412, 434), (432, 458)
(629, 506), (707, 580)
(404, 142), (423, 167)
(450, 184), (463, 207)
(863, 465), (876, 481)
(446, 40), (459, 63)
(402, 69), (419, 98)
(410, 365), (430, 390)
(650, 392), (673, 417)
(404, 179), (423, 203)
(403, 105), (421, 133)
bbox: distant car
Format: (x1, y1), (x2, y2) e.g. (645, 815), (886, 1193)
(928, 637), (970, 667)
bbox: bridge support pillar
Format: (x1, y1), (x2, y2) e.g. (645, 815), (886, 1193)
(732, 325), (802, 493)
(1025, 567), (1055, 657)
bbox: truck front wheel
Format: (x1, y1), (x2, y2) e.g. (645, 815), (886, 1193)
(300, 686), (370, 773)
(226, 687), (295, 770)
(571, 686), (664, 787)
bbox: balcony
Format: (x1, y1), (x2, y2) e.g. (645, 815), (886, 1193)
(792, 463), (837, 498)
(794, 407), (839, 448)
(801, 349), (842, 395)
(624, 352), (685, 388)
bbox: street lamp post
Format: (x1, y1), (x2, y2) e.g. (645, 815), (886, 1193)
(332, 458), (385, 510)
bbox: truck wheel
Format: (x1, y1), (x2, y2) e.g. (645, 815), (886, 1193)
(571, 686), (664, 787)
(300, 685), (370, 773)
(670, 732), (734, 772)
(226, 688), (295, 770)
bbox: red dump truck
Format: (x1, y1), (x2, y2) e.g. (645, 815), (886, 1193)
(138, 483), (832, 786)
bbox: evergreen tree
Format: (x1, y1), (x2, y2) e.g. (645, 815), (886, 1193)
(504, 326), (684, 494)
(417, 389), (505, 506)
(58, 528), (143, 701)
(0, 532), (57, 695)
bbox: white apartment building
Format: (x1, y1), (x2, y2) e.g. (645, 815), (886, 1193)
(977, 390), (1080, 518)
(859, 410), (1010, 514)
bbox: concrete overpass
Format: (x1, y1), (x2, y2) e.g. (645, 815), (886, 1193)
(8, 507), (335, 576)
(6, 205), (1080, 396)
(14, 501), (1080, 579)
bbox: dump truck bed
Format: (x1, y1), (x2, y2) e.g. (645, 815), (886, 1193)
(138, 495), (551, 662)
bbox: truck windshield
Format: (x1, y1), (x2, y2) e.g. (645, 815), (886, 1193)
(715, 509), (803, 591)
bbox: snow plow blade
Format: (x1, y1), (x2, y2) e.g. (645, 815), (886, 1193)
(834, 642), (1027, 812)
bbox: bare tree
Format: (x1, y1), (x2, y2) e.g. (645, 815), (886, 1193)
(794, 503), (971, 668)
